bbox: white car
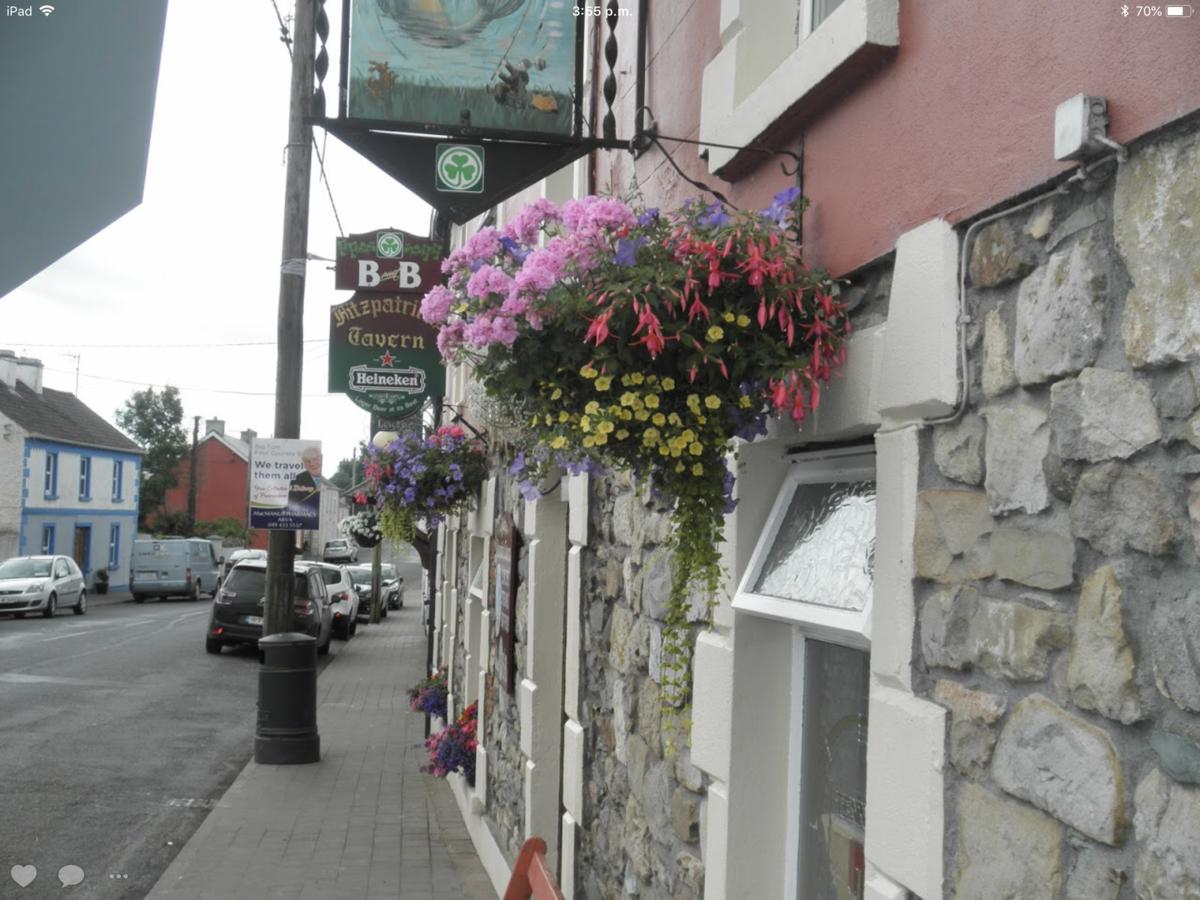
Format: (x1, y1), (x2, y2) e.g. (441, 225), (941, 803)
(311, 562), (359, 639)
(0, 555), (87, 618)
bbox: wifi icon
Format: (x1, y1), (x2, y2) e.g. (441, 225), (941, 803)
(39, 4), (54, 14)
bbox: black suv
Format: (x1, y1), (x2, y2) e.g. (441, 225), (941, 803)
(206, 560), (333, 655)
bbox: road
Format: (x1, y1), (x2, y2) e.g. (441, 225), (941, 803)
(0, 597), (339, 900)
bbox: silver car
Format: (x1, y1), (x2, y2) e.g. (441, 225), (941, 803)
(311, 562), (359, 639)
(0, 555), (87, 618)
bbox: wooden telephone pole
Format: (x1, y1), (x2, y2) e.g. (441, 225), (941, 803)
(264, 0), (316, 637)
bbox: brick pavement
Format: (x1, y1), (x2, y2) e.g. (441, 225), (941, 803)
(146, 607), (496, 900)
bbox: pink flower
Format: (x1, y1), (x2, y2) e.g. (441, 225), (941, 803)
(503, 198), (562, 245)
(466, 264), (514, 301)
(420, 285), (453, 324)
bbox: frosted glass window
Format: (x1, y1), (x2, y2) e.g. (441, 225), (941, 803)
(797, 640), (869, 899)
(812, 0), (846, 28)
(753, 481), (875, 610)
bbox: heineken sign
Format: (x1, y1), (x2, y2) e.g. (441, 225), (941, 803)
(335, 228), (444, 293)
(329, 293), (445, 418)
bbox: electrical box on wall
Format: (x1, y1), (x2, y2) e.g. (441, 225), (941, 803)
(1054, 94), (1110, 161)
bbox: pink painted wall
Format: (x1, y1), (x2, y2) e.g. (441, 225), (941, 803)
(608, 1), (1199, 276)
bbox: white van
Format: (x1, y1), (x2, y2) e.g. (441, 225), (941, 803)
(130, 538), (222, 603)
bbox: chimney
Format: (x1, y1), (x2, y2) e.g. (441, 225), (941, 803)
(205, 418), (225, 436)
(0, 350), (16, 389)
(240, 428), (257, 443)
(14, 356), (43, 394)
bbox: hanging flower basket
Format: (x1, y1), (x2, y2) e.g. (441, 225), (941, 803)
(340, 511), (382, 548)
(357, 425), (490, 543)
(408, 666), (448, 720)
(422, 190), (850, 711)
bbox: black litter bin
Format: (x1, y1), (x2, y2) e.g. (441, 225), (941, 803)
(255, 632), (320, 764)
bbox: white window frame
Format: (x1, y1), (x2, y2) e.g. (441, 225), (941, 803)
(735, 444), (875, 898)
(734, 445), (875, 649)
(699, 0), (899, 173)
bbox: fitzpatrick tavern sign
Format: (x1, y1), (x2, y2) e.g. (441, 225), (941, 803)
(328, 229), (445, 419)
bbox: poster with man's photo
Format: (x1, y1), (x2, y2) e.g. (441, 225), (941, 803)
(248, 439), (324, 531)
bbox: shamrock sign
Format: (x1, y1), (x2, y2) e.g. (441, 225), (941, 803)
(435, 144), (485, 194)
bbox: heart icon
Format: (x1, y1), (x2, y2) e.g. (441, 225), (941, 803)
(10, 865), (37, 887)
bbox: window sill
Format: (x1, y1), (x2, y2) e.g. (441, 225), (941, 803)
(699, 0), (899, 179)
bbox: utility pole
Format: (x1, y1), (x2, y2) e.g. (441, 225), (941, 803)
(264, 0), (317, 637)
(187, 415), (199, 534)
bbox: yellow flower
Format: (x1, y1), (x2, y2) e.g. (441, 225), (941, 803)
(595, 375), (613, 391)
(550, 435), (567, 449)
(670, 446), (683, 458)
(661, 377), (675, 391)
(616, 429), (630, 440)
(689, 442), (704, 456)
(645, 394), (660, 409)
(667, 413), (682, 427)
(620, 391), (637, 407)
(736, 314), (751, 327)
(680, 429), (696, 444)
(687, 394), (701, 411)
(739, 395), (753, 409)
(652, 412), (666, 426)
(550, 387), (563, 400)
(722, 311), (735, 323)
(581, 364), (598, 379)
(630, 372), (645, 385)
(705, 395), (721, 410)
(621, 374), (633, 386)
(559, 411), (570, 422)
(530, 415), (539, 426)
(706, 325), (724, 342)
(643, 428), (661, 444)
(692, 463), (704, 476)
(697, 415), (707, 424)
(544, 414), (553, 425)
(634, 410), (650, 422)
(583, 435), (596, 448)
(597, 420), (615, 434)
(585, 400), (600, 416)
(658, 446), (670, 457)
(593, 433), (608, 446)
(621, 410), (633, 421)
(579, 415), (592, 432)
(675, 463), (685, 473)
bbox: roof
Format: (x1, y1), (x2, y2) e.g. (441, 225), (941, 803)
(201, 431), (250, 461)
(0, 381), (142, 454)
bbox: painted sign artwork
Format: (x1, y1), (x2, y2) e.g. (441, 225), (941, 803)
(348, 0), (577, 136)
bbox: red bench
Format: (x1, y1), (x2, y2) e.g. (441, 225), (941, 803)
(503, 837), (566, 900)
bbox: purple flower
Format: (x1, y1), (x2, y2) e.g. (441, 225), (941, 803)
(698, 203), (731, 228)
(637, 208), (660, 226)
(509, 451), (526, 476)
(614, 236), (647, 267)
(518, 481), (542, 501)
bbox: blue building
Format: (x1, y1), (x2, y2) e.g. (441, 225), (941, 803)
(0, 352), (142, 590)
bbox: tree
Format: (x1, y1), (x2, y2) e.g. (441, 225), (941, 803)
(115, 386), (189, 529)
(328, 442), (368, 491)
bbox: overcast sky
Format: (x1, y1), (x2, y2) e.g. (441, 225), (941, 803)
(2, 0), (431, 473)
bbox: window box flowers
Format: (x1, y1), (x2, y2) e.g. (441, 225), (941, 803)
(422, 191), (850, 708)
(357, 425), (489, 543)
(422, 701), (478, 783)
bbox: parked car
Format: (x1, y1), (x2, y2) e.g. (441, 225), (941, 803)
(131, 538), (221, 603)
(222, 548), (267, 581)
(380, 563), (405, 609)
(311, 562), (358, 639)
(0, 555), (87, 618)
(322, 539), (358, 563)
(346, 565), (386, 620)
(206, 558), (333, 655)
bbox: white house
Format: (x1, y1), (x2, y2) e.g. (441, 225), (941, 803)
(0, 351), (142, 590)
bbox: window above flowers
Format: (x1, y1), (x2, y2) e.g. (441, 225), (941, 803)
(699, 0), (899, 176)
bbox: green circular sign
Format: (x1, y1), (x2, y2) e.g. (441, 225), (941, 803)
(436, 145), (484, 192)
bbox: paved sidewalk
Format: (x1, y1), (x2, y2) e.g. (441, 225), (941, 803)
(147, 608), (496, 900)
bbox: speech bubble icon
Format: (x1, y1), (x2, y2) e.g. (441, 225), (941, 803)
(10, 865), (37, 887)
(57, 865), (84, 887)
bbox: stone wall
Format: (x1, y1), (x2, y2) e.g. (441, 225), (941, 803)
(915, 122), (1200, 899)
(481, 480), (529, 864)
(574, 471), (707, 900)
